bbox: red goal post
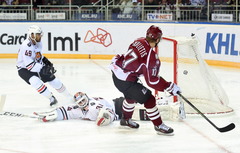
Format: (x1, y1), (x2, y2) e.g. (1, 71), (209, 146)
(155, 37), (178, 103)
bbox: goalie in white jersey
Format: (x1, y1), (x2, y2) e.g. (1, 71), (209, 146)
(34, 92), (124, 126)
(16, 25), (73, 107)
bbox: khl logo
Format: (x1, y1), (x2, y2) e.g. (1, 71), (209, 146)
(205, 33), (239, 56)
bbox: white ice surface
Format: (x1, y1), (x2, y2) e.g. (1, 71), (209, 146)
(0, 59), (239, 153)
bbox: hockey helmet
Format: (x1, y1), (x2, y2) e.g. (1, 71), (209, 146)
(146, 25), (162, 40)
(28, 25), (43, 38)
(74, 92), (89, 108)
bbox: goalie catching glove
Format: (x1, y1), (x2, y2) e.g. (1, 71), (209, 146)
(96, 108), (113, 126)
(165, 82), (181, 96)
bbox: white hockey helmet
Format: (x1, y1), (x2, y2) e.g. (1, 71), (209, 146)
(74, 92), (89, 108)
(28, 25), (43, 40)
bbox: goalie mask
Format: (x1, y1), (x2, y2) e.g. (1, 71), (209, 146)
(74, 92), (89, 109)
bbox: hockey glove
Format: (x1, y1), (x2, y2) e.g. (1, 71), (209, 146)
(165, 82), (181, 96)
(96, 109), (112, 126)
(34, 110), (58, 122)
(42, 56), (53, 67)
(40, 65), (56, 78)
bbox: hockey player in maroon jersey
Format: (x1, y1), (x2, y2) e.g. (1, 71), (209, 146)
(17, 25), (73, 107)
(109, 25), (181, 135)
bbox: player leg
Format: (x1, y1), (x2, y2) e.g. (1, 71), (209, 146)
(120, 82), (155, 129)
(47, 78), (73, 102)
(120, 98), (139, 128)
(39, 70), (73, 103)
(113, 72), (174, 135)
(18, 69), (57, 107)
(144, 95), (174, 135)
(39, 66), (73, 103)
(125, 83), (174, 135)
(112, 73), (139, 128)
(29, 76), (58, 107)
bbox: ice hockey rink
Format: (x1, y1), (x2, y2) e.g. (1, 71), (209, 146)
(0, 58), (239, 153)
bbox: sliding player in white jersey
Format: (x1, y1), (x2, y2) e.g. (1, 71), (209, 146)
(34, 92), (124, 126)
(16, 25), (73, 107)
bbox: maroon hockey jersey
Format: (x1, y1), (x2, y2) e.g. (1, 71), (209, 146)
(109, 37), (171, 92)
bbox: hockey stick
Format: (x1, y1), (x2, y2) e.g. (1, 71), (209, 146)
(0, 111), (42, 119)
(177, 92), (235, 133)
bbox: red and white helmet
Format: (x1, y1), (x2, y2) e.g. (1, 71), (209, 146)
(146, 25), (162, 40)
(74, 92), (89, 108)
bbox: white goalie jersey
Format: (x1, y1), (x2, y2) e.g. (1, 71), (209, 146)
(55, 97), (118, 122)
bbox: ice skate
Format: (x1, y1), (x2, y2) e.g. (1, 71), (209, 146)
(120, 118), (139, 129)
(50, 96), (58, 107)
(154, 123), (174, 136)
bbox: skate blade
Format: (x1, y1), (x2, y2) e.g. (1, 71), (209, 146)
(156, 131), (174, 136)
(118, 125), (139, 130)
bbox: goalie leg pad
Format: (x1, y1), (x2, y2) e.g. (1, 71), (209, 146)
(139, 109), (150, 121)
(113, 97), (124, 119)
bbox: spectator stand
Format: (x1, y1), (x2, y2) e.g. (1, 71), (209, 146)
(110, 0), (141, 21)
(77, 0), (106, 21)
(0, 0), (31, 20)
(0, 0), (239, 22)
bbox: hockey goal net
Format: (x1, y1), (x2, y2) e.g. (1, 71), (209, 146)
(155, 36), (233, 115)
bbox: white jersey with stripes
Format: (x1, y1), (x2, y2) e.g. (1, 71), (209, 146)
(17, 38), (44, 72)
(56, 97), (118, 122)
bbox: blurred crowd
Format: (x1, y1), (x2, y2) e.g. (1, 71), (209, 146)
(0, 0), (239, 21)
(0, 0), (238, 8)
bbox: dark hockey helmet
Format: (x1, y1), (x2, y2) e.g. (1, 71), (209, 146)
(74, 92), (89, 109)
(146, 25), (162, 40)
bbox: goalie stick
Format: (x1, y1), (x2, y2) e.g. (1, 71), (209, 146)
(177, 92), (235, 133)
(0, 111), (43, 119)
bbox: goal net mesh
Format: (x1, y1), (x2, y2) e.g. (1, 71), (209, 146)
(156, 36), (233, 115)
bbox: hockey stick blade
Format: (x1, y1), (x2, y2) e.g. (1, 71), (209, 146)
(177, 92), (235, 133)
(218, 123), (235, 133)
